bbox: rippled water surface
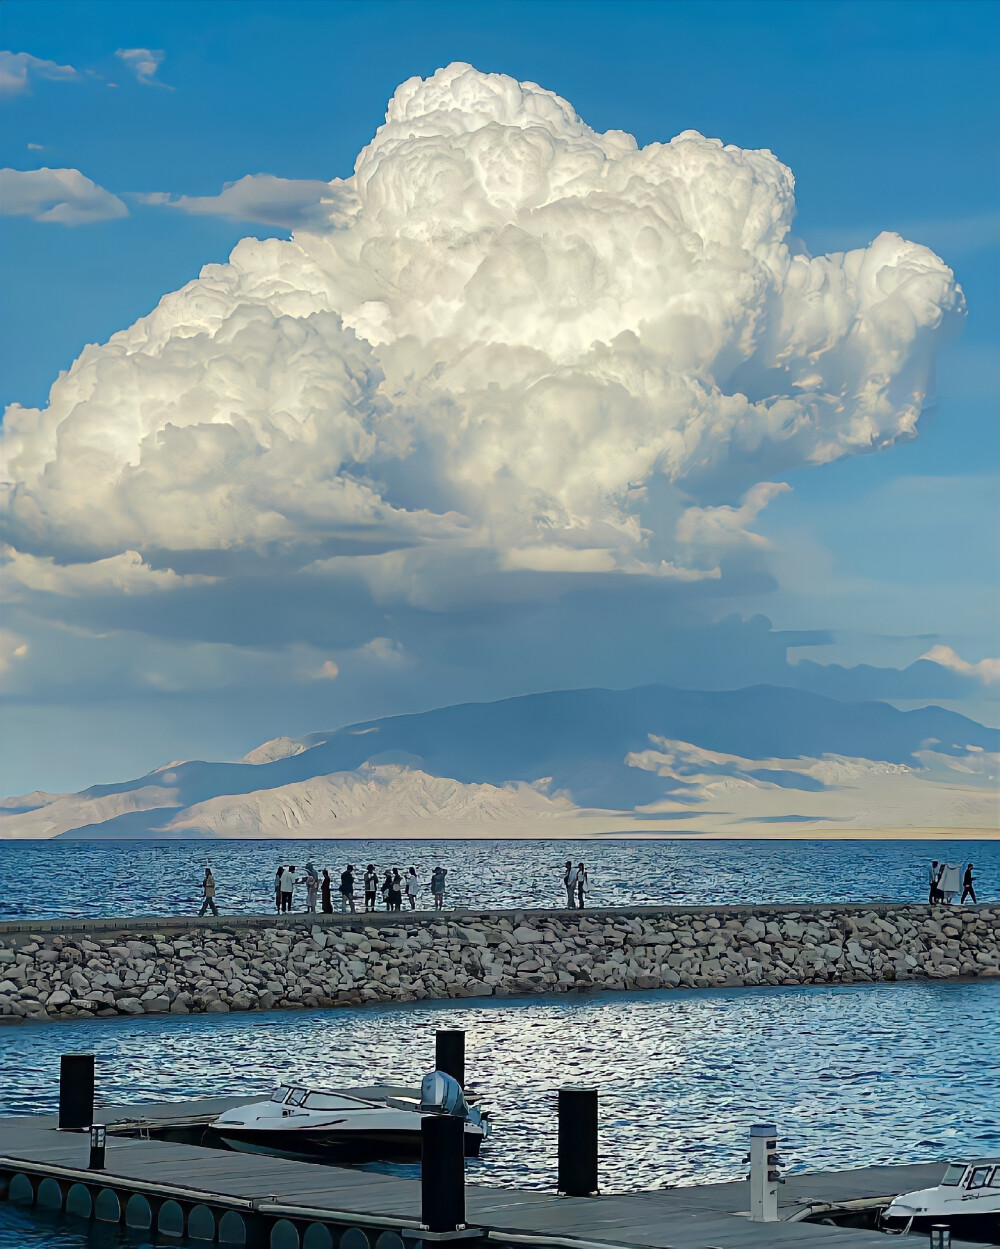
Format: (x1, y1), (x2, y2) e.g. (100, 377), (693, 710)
(0, 837), (995, 920)
(2, 980), (997, 1194)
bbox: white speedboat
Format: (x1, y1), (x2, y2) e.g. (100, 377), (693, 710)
(881, 1160), (1000, 1239)
(214, 1071), (490, 1163)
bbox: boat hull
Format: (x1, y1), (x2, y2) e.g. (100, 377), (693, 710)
(218, 1124), (483, 1164)
(882, 1213), (1000, 1242)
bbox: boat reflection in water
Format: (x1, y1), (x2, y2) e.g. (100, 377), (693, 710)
(214, 1070), (490, 1163)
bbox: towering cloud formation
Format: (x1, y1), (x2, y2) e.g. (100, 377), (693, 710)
(1, 63), (963, 584)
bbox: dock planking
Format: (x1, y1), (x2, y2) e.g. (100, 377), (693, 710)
(1, 1099), (996, 1249)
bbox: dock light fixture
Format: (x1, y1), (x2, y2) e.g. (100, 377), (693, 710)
(88, 1124), (106, 1170)
(747, 1123), (781, 1222)
(929, 1226), (951, 1249)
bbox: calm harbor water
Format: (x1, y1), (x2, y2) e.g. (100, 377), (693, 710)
(1, 980), (999, 1245)
(0, 837), (996, 920)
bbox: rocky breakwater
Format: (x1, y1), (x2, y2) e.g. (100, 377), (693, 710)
(1, 904), (998, 1022)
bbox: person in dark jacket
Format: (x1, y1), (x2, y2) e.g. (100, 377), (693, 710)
(961, 863), (977, 904)
(199, 868), (218, 916)
(321, 870), (333, 913)
(576, 861), (588, 908)
(339, 865), (356, 913)
(388, 868), (403, 912)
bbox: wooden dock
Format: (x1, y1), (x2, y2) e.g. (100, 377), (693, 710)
(1, 1097), (996, 1249)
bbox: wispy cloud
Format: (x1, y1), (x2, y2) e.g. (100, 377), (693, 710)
(136, 173), (333, 229)
(0, 167), (127, 225)
(0, 50), (83, 96)
(115, 47), (171, 88)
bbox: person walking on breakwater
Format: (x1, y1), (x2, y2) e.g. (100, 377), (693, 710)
(364, 864), (378, 912)
(576, 861), (588, 908)
(405, 866), (420, 909)
(962, 863), (977, 904)
(430, 864), (447, 910)
(279, 865), (296, 913)
(562, 860), (578, 908)
(321, 870), (333, 913)
(199, 868), (219, 916)
(340, 864), (356, 913)
(300, 863), (320, 913)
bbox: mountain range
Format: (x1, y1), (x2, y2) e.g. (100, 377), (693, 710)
(2, 685), (996, 839)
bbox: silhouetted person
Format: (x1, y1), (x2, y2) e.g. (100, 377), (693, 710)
(961, 863), (977, 904)
(563, 860), (577, 908)
(199, 868), (218, 916)
(321, 870), (333, 913)
(340, 864), (356, 913)
(928, 860), (941, 904)
(389, 868), (403, 912)
(274, 865), (283, 913)
(430, 865), (447, 910)
(576, 861), (588, 908)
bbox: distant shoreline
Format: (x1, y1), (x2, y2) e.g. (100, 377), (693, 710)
(2, 825), (998, 843)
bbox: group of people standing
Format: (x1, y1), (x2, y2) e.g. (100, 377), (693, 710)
(273, 862), (450, 914)
(928, 860), (977, 904)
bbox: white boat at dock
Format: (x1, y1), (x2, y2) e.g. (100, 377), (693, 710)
(881, 1159), (1000, 1239)
(213, 1071), (490, 1163)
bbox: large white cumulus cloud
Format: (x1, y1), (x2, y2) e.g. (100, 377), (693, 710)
(1, 63), (963, 576)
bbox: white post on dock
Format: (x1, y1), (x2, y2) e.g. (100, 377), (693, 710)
(747, 1123), (781, 1221)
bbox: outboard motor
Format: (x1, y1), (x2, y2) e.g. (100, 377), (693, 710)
(420, 1070), (469, 1120)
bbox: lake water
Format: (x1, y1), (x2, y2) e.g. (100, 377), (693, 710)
(1, 979), (998, 1246)
(0, 837), (995, 921)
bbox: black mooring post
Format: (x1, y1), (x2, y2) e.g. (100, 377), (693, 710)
(421, 1114), (466, 1232)
(558, 1086), (598, 1196)
(435, 1028), (466, 1087)
(58, 1054), (95, 1131)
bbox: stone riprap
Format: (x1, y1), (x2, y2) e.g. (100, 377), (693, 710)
(0, 904), (997, 1021)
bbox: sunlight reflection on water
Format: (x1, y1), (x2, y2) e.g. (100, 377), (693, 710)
(3, 979), (997, 1193)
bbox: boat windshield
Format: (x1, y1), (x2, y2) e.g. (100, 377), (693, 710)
(286, 1088), (308, 1106)
(269, 1088), (291, 1104)
(941, 1164), (966, 1186)
(303, 1092), (370, 1110)
(989, 1169), (1000, 1189)
(967, 1167), (992, 1189)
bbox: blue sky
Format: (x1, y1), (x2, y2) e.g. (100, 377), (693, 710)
(1, 0), (998, 793)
